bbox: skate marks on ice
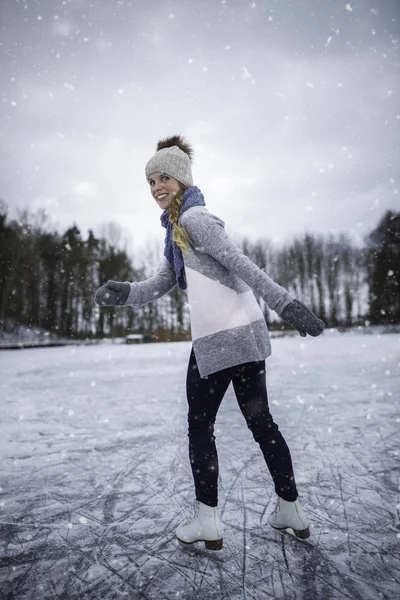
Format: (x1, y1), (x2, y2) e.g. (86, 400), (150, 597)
(0, 334), (399, 599)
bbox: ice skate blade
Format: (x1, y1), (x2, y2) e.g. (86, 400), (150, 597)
(271, 525), (310, 539)
(293, 526), (310, 539)
(176, 536), (223, 551)
(177, 539), (225, 561)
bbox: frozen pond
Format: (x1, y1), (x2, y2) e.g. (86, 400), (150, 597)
(0, 330), (399, 599)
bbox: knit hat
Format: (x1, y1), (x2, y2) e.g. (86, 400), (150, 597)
(145, 135), (194, 187)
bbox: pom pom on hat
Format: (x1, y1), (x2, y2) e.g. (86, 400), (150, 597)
(156, 135), (193, 160)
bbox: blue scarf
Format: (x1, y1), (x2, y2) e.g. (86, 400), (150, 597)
(160, 186), (206, 290)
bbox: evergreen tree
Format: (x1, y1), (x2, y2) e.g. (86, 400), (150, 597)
(366, 210), (400, 325)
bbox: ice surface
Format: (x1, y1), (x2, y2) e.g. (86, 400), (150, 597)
(0, 332), (399, 599)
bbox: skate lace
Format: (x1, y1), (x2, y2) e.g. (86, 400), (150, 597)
(273, 499), (280, 514)
(189, 500), (200, 523)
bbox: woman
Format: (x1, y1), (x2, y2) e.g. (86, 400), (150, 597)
(95, 135), (325, 551)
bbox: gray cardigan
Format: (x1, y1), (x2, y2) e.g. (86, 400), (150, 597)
(126, 207), (294, 378)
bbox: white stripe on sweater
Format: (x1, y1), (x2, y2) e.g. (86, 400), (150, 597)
(185, 266), (264, 341)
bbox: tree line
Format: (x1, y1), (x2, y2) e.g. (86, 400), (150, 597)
(0, 202), (399, 341)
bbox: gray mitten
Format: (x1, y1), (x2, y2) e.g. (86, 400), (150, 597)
(281, 300), (325, 337)
(95, 280), (130, 306)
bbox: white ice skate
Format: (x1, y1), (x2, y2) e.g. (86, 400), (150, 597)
(268, 497), (310, 539)
(176, 501), (223, 550)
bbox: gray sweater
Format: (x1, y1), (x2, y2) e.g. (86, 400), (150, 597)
(126, 207), (294, 378)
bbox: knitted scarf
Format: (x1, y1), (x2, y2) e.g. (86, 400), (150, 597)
(160, 185), (206, 290)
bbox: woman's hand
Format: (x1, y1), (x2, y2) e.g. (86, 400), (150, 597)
(94, 280), (130, 306)
(281, 300), (325, 337)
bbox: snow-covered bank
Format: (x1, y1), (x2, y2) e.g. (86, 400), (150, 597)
(0, 332), (399, 599)
(1, 323), (400, 350)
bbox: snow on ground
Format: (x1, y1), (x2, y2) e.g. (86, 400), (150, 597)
(0, 331), (399, 600)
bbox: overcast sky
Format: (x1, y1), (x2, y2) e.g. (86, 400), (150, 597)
(1, 0), (399, 251)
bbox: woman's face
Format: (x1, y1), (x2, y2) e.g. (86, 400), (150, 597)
(148, 172), (181, 210)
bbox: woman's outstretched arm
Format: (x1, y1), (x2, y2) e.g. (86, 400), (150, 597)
(181, 210), (293, 315)
(181, 209), (324, 336)
(94, 258), (177, 308)
(126, 258), (177, 307)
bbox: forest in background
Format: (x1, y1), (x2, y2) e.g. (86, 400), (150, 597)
(0, 201), (399, 342)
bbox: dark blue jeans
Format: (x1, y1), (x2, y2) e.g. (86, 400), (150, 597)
(186, 348), (298, 507)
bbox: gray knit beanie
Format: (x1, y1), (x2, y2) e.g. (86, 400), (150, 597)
(145, 135), (194, 188)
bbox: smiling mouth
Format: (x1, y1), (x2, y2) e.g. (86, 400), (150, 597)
(157, 194), (168, 201)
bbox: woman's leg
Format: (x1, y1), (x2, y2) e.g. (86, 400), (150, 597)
(186, 348), (232, 507)
(231, 360), (298, 502)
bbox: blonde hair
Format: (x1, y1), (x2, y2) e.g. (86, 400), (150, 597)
(168, 191), (190, 254)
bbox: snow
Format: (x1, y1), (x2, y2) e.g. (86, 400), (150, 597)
(0, 332), (399, 599)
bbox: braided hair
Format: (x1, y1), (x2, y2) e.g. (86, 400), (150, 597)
(168, 190), (190, 254)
